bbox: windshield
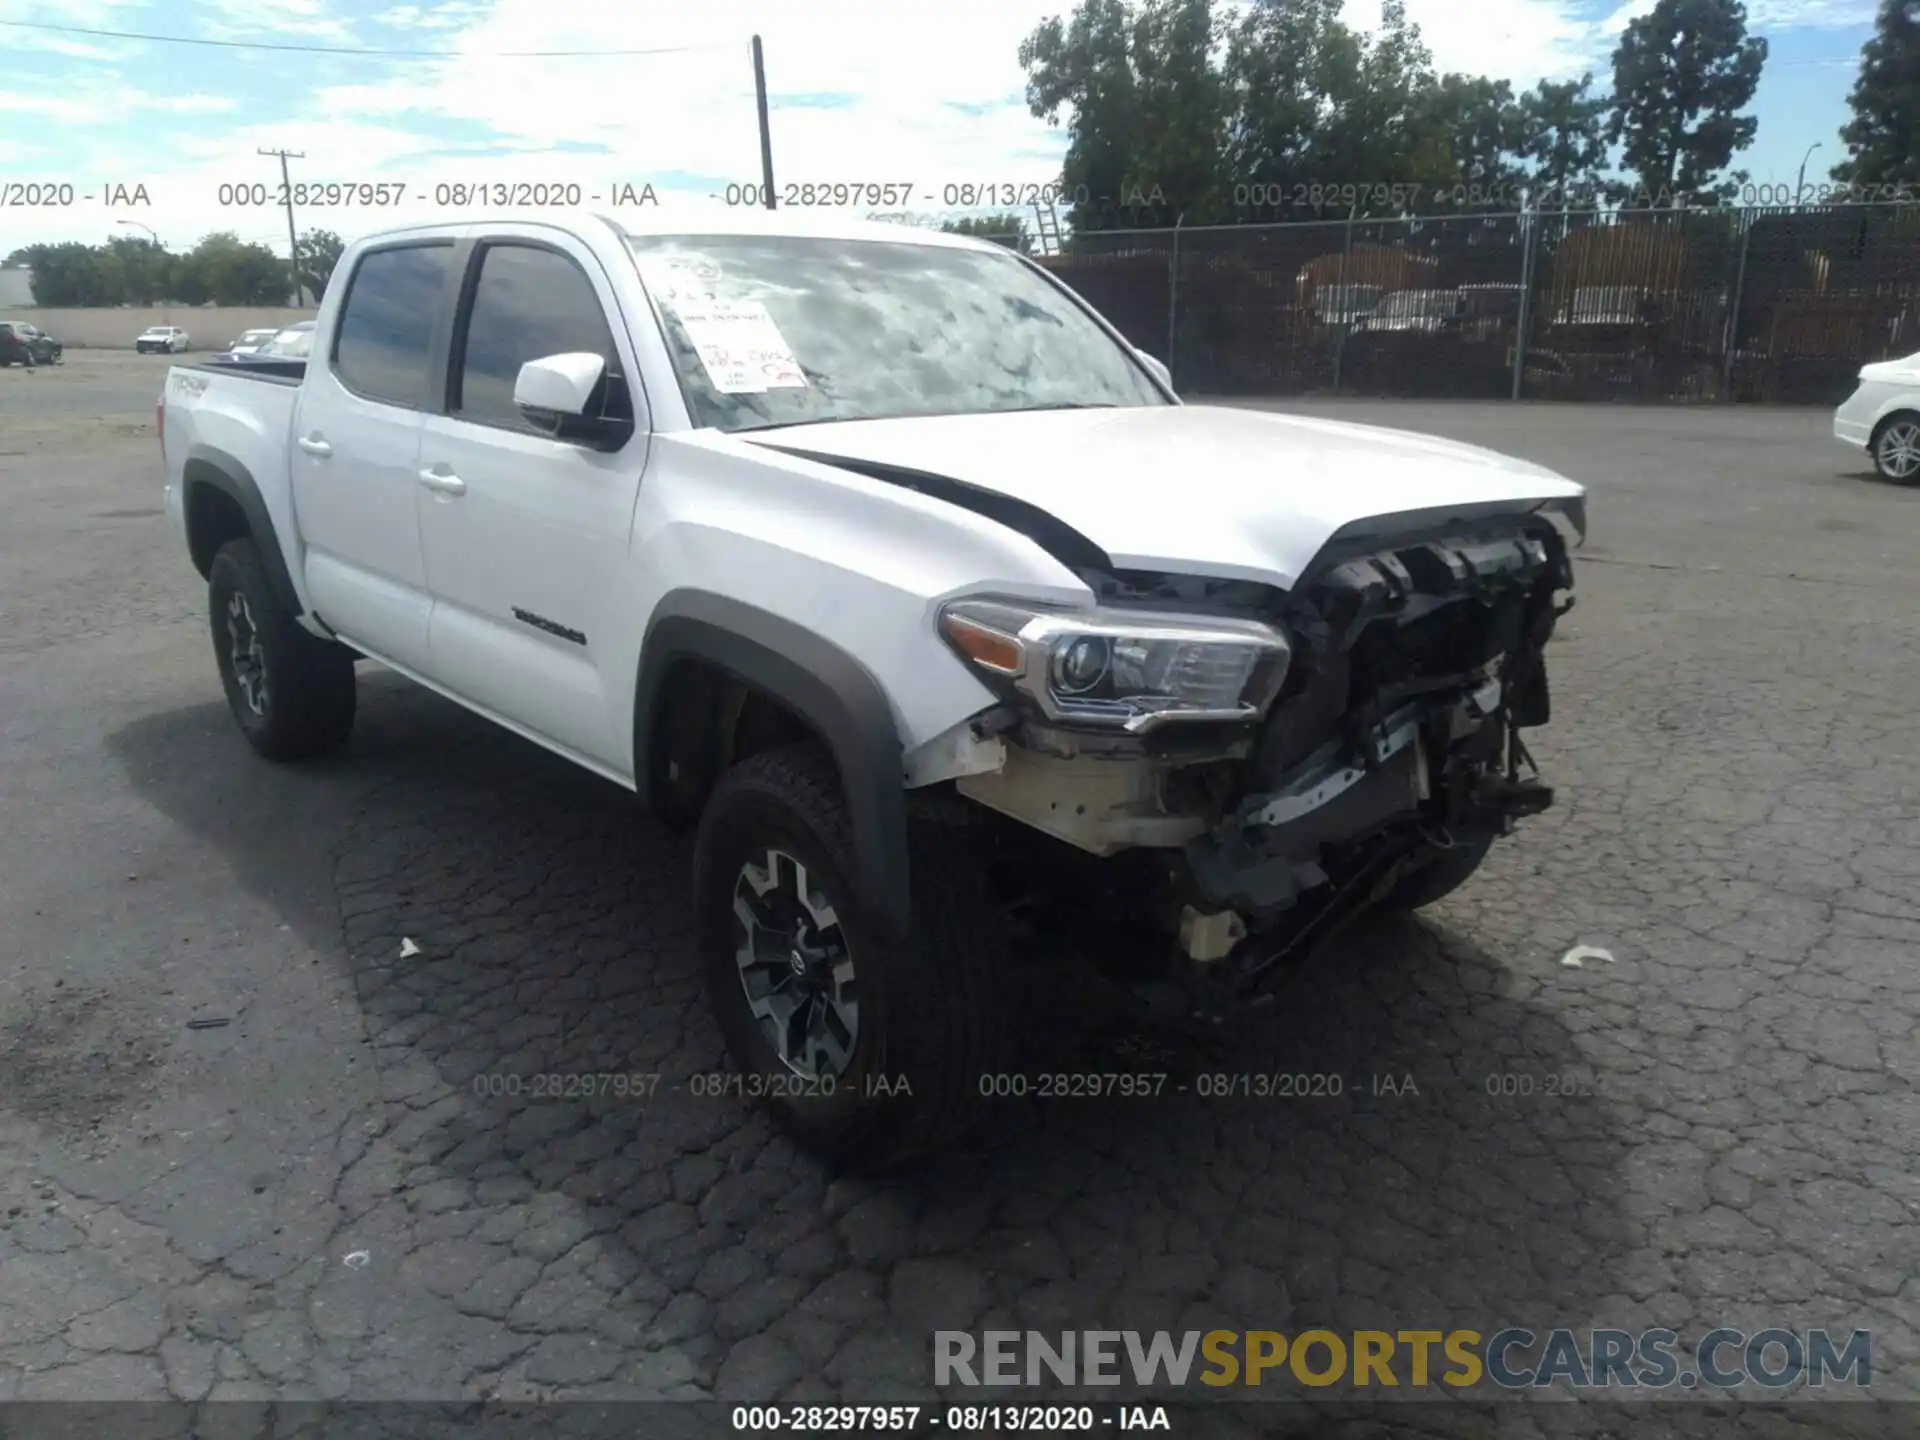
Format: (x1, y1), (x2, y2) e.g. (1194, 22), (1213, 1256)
(624, 234), (1166, 432)
(259, 323), (314, 357)
(1377, 290), (1454, 317)
(1562, 286), (1644, 323)
(1313, 284), (1383, 316)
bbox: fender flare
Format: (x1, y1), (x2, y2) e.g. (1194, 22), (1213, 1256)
(181, 444), (303, 616)
(634, 590), (911, 934)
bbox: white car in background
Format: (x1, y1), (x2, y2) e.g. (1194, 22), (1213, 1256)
(227, 327), (279, 355)
(255, 320), (315, 358)
(1835, 352), (1920, 483)
(136, 326), (190, 354)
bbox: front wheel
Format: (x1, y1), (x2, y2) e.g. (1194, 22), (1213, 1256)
(1377, 833), (1496, 912)
(1871, 414), (1920, 485)
(207, 538), (357, 760)
(692, 744), (1011, 1170)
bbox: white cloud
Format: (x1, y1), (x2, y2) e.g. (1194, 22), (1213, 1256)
(1597, 0), (1656, 35)
(371, 1), (501, 31)
(1745, 0), (1878, 24)
(1602, 0), (1872, 33)
(1343, 0), (1602, 83)
(0, 85), (235, 123)
(186, 0), (360, 43)
(0, 0), (1876, 256)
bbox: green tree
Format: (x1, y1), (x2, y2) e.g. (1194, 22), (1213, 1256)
(1832, 0), (1920, 187)
(1307, 0), (1445, 203)
(1118, 0), (1230, 220)
(1020, 0), (1228, 228)
(1410, 73), (1530, 211)
(1515, 74), (1611, 207)
(106, 235), (170, 304)
(1606, 0), (1768, 205)
(940, 215), (1034, 252)
(296, 228), (345, 301)
(14, 242), (117, 305)
(172, 232), (286, 306)
(1221, 0), (1359, 194)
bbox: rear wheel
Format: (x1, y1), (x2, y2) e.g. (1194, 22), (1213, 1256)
(692, 744), (1010, 1170)
(1871, 413), (1920, 484)
(207, 538), (356, 761)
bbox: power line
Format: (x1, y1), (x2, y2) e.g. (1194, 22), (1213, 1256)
(0, 18), (722, 58)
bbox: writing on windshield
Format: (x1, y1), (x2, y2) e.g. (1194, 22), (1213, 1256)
(626, 233), (1167, 432)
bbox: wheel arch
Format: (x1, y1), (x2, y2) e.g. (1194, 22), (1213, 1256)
(1870, 407), (1920, 443)
(182, 445), (303, 616)
(634, 590), (911, 934)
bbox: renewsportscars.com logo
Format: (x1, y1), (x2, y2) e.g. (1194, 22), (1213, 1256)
(934, 1328), (1872, 1391)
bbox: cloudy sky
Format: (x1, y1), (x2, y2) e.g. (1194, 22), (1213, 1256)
(0, 0), (1886, 259)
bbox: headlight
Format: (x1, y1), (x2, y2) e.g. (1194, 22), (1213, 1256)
(938, 598), (1291, 733)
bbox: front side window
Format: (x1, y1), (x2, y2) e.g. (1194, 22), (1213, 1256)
(625, 233), (1166, 433)
(454, 243), (622, 431)
(332, 244), (451, 406)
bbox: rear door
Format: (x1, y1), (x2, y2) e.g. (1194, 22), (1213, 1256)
(290, 235), (463, 672)
(415, 226), (649, 769)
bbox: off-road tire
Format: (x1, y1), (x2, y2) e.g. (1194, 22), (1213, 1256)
(692, 743), (1012, 1171)
(208, 538), (356, 761)
(1379, 833), (1496, 912)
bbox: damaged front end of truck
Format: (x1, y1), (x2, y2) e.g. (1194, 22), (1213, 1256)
(936, 499), (1582, 1009)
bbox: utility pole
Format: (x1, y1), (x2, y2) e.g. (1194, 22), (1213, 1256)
(751, 36), (775, 210)
(259, 148), (306, 305)
(1795, 143), (1822, 206)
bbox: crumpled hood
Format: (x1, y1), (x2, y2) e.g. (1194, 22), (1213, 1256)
(738, 404), (1584, 590)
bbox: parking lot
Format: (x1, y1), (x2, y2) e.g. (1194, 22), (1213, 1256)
(1, 350), (1917, 1432)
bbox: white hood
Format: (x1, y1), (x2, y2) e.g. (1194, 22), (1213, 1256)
(742, 405), (1584, 590)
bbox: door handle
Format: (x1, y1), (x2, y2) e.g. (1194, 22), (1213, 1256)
(296, 434), (332, 457)
(419, 468), (467, 497)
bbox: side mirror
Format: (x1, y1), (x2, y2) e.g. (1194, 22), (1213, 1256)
(514, 352), (604, 417)
(1134, 349), (1172, 391)
(514, 351), (632, 449)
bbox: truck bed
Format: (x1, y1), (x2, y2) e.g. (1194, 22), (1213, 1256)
(188, 357), (306, 384)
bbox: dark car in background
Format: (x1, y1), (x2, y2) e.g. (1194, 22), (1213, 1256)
(1342, 285), (1521, 399)
(0, 320), (62, 367)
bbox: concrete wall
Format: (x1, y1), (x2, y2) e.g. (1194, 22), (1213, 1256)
(16, 307), (317, 349)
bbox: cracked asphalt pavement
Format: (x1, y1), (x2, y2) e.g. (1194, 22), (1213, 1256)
(2, 353), (1917, 1435)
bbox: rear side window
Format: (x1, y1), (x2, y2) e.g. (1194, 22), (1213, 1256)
(333, 243), (452, 407)
(453, 243), (621, 431)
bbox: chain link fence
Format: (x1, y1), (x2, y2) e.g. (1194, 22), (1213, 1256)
(1022, 203), (1920, 403)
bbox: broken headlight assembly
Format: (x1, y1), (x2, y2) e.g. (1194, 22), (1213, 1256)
(938, 598), (1291, 733)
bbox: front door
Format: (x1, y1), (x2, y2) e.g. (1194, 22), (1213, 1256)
(290, 238), (461, 673)
(415, 230), (649, 769)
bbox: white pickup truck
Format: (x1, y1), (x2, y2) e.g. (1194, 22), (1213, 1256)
(160, 209), (1585, 1167)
